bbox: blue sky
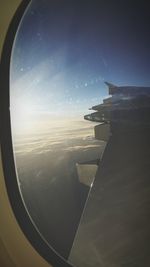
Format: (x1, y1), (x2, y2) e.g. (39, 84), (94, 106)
(11, 0), (150, 118)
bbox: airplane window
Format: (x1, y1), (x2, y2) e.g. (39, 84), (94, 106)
(9, 0), (150, 267)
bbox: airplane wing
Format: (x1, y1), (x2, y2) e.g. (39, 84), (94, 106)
(69, 82), (150, 267)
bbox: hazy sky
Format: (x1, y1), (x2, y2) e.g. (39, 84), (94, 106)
(11, 0), (150, 119)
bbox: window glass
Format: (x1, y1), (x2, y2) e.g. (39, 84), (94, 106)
(10, 0), (150, 266)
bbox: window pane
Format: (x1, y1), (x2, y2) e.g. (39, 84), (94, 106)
(10, 1), (150, 267)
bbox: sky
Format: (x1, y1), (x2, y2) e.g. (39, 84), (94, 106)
(10, 0), (150, 126)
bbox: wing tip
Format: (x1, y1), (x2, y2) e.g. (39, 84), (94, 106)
(104, 81), (117, 88)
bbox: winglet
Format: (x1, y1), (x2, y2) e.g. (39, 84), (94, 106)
(104, 82), (116, 88)
(104, 82), (117, 95)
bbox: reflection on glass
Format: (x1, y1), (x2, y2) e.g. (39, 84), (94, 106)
(10, 0), (150, 266)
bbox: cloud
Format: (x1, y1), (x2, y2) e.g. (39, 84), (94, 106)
(13, 119), (101, 155)
(63, 144), (101, 152)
